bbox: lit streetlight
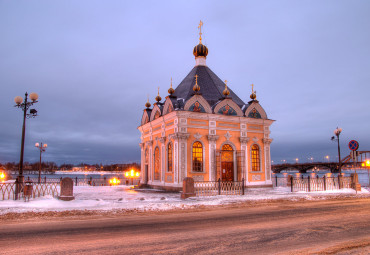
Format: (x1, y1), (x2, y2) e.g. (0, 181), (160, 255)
(325, 155), (330, 162)
(331, 127), (343, 174)
(125, 169), (140, 185)
(14, 92), (39, 184)
(35, 142), (47, 183)
(295, 158), (299, 164)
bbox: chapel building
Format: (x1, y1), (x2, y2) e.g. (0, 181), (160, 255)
(138, 23), (274, 190)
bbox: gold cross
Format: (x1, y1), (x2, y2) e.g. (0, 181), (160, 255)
(198, 20), (203, 43)
(170, 77), (173, 88)
(251, 83), (254, 94)
(157, 87), (160, 96)
(224, 80), (228, 89)
(195, 74), (198, 85)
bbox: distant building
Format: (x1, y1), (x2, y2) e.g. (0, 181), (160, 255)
(138, 23), (274, 190)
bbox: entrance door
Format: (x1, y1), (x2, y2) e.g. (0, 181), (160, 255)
(222, 162), (234, 181)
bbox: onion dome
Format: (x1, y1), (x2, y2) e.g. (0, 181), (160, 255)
(168, 77), (175, 95)
(223, 80), (230, 97)
(145, 97), (151, 108)
(193, 74), (200, 93)
(193, 43), (208, 57)
(155, 87), (162, 102)
(250, 83), (256, 100)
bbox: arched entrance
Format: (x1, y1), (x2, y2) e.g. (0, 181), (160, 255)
(221, 144), (234, 181)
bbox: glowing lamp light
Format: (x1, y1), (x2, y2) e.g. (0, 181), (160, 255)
(366, 160), (370, 167)
(0, 172), (5, 182)
(109, 177), (121, 185)
(135, 172), (140, 177)
(125, 172), (129, 177)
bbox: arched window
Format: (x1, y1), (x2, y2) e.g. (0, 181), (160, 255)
(192, 142), (203, 172)
(167, 143), (173, 172)
(221, 144), (233, 162)
(251, 144), (260, 172)
(154, 147), (160, 180)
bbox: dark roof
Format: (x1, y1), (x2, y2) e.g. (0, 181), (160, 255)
(173, 65), (245, 107)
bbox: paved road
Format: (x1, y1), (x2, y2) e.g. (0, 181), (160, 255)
(1, 198), (370, 255)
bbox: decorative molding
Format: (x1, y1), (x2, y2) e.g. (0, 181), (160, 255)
(159, 136), (166, 143)
(252, 137), (259, 142)
(224, 131), (232, 140)
(184, 95), (212, 113)
(213, 99), (244, 117)
(262, 138), (273, 145)
(139, 143), (145, 149)
(174, 132), (190, 141)
(239, 137), (250, 144)
(245, 101), (268, 119)
(194, 132), (202, 139)
(207, 135), (219, 141)
(145, 140), (153, 146)
(218, 123), (238, 127)
(190, 120), (208, 125)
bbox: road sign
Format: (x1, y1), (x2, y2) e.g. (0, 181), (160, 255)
(348, 140), (359, 151)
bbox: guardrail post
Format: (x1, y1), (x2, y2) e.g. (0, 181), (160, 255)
(218, 178), (221, 195)
(308, 176), (311, 192)
(316, 175), (319, 191)
(242, 178), (245, 195)
(323, 175), (327, 191)
(275, 175), (278, 187)
(75, 177), (78, 186)
(290, 176), (293, 192)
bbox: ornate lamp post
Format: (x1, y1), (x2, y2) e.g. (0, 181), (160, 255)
(14, 92), (39, 184)
(331, 127), (342, 174)
(35, 142), (47, 183)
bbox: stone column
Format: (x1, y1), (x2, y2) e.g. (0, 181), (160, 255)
(159, 136), (166, 184)
(263, 138), (273, 182)
(139, 142), (145, 184)
(174, 133), (189, 183)
(145, 140), (153, 183)
(240, 137), (250, 184)
(207, 135), (219, 181)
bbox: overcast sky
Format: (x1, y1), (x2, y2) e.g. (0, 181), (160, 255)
(1, 0), (369, 165)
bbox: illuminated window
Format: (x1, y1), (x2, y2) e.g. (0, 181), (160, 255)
(192, 142), (203, 172)
(251, 144), (260, 172)
(168, 143), (173, 172)
(154, 147), (160, 180)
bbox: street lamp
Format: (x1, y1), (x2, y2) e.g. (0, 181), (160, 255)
(295, 158), (299, 164)
(14, 92), (39, 184)
(331, 127), (342, 174)
(325, 155), (330, 162)
(125, 169), (140, 185)
(35, 142), (47, 183)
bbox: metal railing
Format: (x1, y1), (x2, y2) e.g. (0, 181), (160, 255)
(195, 179), (245, 196)
(290, 176), (352, 192)
(0, 182), (59, 201)
(23, 176), (139, 186)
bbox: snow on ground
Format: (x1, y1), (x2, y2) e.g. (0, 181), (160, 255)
(0, 186), (369, 215)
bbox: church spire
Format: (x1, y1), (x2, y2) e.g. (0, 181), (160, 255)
(223, 80), (230, 97)
(155, 87), (162, 102)
(250, 83), (257, 100)
(168, 77), (175, 95)
(198, 20), (203, 44)
(193, 21), (208, 66)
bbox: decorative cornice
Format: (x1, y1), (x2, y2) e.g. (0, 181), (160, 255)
(173, 132), (190, 141)
(194, 132), (202, 139)
(239, 137), (250, 144)
(159, 136), (166, 143)
(207, 135), (219, 142)
(252, 137), (259, 142)
(262, 138), (273, 145)
(145, 140), (153, 146)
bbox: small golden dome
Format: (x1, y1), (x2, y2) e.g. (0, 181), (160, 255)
(250, 83), (256, 100)
(193, 74), (200, 93)
(168, 77), (175, 95)
(145, 97), (151, 108)
(155, 87), (162, 102)
(223, 80), (230, 96)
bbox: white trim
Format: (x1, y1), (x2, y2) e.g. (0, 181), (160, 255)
(245, 101), (268, 119)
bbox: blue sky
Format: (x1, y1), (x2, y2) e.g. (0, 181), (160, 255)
(1, 0), (369, 165)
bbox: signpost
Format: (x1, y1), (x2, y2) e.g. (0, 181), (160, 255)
(349, 140), (359, 169)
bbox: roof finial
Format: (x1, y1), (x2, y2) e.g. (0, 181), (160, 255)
(155, 87), (162, 102)
(145, 94), (151, 108)
(193, 74), (200, 93)
(250, 83), (256, 100)
(198, 20), (203, 44)
(168, 77), (175, 95)
(223, 80), (230, 96)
